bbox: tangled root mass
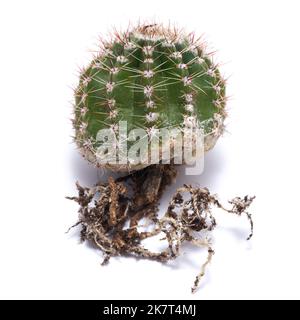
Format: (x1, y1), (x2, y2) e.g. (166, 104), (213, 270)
(67, 165), (254, 293)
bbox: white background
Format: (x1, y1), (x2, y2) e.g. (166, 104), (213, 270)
(0, 0), (299, 299)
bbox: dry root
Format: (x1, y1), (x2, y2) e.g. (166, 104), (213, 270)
(67, 165), (255, 293)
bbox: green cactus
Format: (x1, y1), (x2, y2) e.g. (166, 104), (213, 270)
(69, 24), (255, 293)
(73, 23), (226, 171)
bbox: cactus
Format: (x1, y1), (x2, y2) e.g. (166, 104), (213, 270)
(73, 23), (226, 171)
(69, 23), (255, 293)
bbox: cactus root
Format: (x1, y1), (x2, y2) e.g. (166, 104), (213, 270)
(67, 165), (254, 293)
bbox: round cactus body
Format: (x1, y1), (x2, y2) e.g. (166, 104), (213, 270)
(74, 23), (226, 171)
